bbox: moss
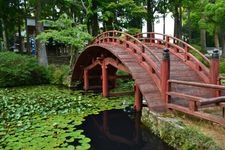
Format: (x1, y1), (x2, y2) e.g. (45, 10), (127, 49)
(141, 108), (221, 150)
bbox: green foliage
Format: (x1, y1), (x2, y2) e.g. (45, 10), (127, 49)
(0, 85), (133, 149)
(0, 52), (50, 87)
(37, 14), (92, 53)
(126, 27), (141, 35)
(142, 109), (221, 150)
(219, 59), (225, 74)
(99, 0), (146, 30)
(111, 71), (134, 92)
(48, 64), (70, 86)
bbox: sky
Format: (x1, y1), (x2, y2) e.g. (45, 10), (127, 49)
(142, 13), (174, 36)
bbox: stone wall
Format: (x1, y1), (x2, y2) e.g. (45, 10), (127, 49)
(141, 108), (221, 150)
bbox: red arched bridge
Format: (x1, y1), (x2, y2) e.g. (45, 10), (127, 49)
(71, 31), (225, 126)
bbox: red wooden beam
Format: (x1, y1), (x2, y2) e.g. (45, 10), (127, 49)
(134, 85), (142, 112)
(168, 79), (225, 90)
(104, 57), (130, 73)
(102, 60), (109, 97)
(83, 69), (89, 92)
(161, 48), (170, 102)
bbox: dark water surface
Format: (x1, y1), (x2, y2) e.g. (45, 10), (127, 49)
(80, 109), (173, 150)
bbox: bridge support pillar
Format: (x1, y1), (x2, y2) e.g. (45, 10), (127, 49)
(210, 49), (220, 96)
(134, 85), (142, 112)
(102, 60), (109, 97)
(161, 48), (170, 102)
(210, 49), (219, 84)
(83, 69), (89, 92)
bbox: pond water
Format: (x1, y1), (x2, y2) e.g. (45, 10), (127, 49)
(79, 109), (173, 150)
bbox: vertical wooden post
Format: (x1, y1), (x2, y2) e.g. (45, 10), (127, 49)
(150, 33), (155, 44)
(210, 49), (220, 84)
(134, 85), (142, 112)
(102, 60), (109, 97)
(83, 69), (89, 92)
(210, 49), (220, 96)
(161, 48), (170, 102)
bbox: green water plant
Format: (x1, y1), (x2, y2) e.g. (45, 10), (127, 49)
(0, 85), (133, 149)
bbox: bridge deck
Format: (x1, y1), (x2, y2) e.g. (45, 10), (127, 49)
(102, 44), (165, 112)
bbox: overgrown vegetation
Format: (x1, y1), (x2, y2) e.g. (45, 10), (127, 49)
(48, 64), (70, 86)
(0, 52), (50, 87)
(141, 108), (221, 150)
(0, 86), (133, 149)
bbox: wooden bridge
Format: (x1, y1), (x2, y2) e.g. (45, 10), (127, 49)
(71, 31), (225, 126)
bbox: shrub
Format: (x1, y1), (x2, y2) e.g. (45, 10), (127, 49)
(0, 51), (50, 87)
(48, 64), (70, 86)
(220, 58), (225, 74)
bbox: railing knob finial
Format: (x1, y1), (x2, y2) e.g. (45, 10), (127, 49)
(212, 49), (219, 59)
(163, 48), (170, 60)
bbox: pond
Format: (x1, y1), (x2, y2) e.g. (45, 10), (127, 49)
(0, 86), (172, 149)
(80, 109), (173, 150)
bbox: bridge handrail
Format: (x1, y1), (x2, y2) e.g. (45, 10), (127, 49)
(92, 30), (162, 89)
(135, 32), (210, 82)
(93, 30), (160, 63)
(167, 79), (225, 126)
(135, 32), (210, 64)
(168, 79), (225, 90)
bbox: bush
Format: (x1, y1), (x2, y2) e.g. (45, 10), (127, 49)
(220, 58), (225, 74)
(48, 64), (70, 86)
(0, 51), (50, 87)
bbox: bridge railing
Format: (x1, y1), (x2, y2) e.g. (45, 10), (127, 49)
(93, 30), (163, 89)
(167, 79), (225, 126)
(134, 32), (211, 83)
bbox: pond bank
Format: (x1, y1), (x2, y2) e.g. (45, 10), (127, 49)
(141, 107), (223, 150)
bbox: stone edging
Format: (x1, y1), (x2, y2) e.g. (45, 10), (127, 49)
(141, 108), (221, 150)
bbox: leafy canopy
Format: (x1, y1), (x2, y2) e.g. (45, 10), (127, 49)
(36, 14), (92, 53)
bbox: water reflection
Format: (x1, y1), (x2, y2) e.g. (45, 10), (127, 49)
(80, 109), (173, 150)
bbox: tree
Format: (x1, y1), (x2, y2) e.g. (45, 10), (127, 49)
(146, 0), (157, 32)
(204, 0), (225, 56)
(0, 0), (24, 51)
(36, 14), (92, 69)
(35, 0), (48, 67)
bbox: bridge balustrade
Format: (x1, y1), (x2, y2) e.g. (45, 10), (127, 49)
(135, 32), (211, 83)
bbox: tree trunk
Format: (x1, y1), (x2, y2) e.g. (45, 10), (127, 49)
(163, 13), (165, 39)
(221, 31), (225, 57)
(35, 0), (48, 67)
(90, 0), (99, 36)
(174, 6), (178, 38)
(86, 0), (99, 36)
(174, 4), (182, 40)
(178, 6), (182, 40)
(200, 29), (207, 53)
(187, 8), (191, 42)
(147, 0), (154, 32)
(24, 0), (30, 53)
(1, 18), (7, 50)
(214, 28), (220, 49)
(18, 23), (23, 53)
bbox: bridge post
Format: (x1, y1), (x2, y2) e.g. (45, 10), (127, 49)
(161, 48), (170, 102)
(102, 60), (109, 97)
(210, 49), (219, 84)
(134, 85), (142, 112)
(83, 69), (89, 92)
(210, 49), (220, 96)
